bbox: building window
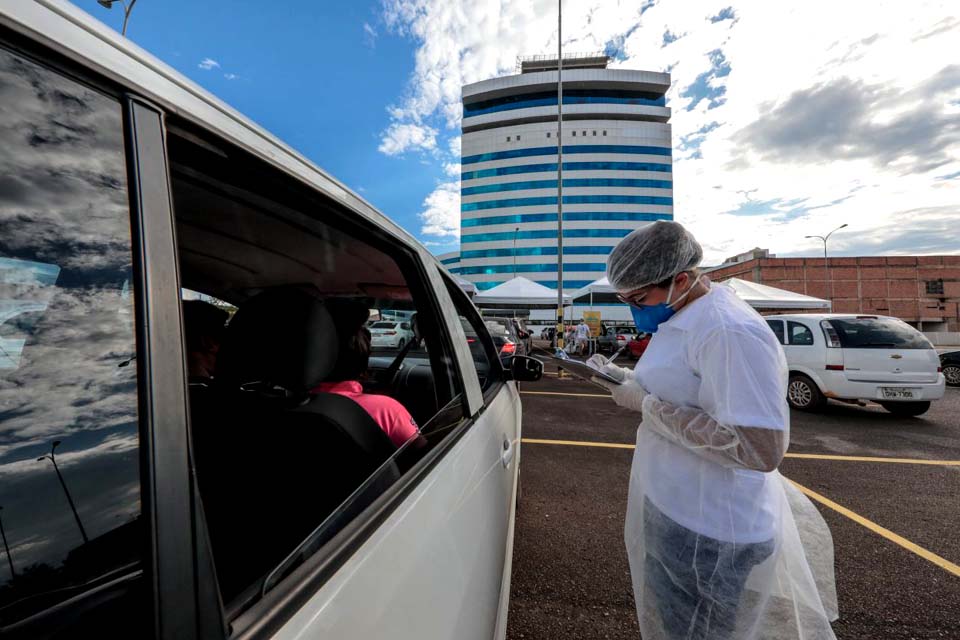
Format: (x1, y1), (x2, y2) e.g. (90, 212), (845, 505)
(926, 279), (945, 295)
(582, 131), (586, 137)
(593, 131), (597, 136)
(506, 136), (511, 142)
(572, 131), (576, 137)
(603, 130), (607, 136)
(516, 134), (520, 141)
(546, 131), (551, 138)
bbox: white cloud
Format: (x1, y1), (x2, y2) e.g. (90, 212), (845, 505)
(378, 122), (438, 155)
(380, 0), (960, 257)
(364, 21), (379, 48)
(418, 179), (460, 237)
(442, 161), (461, 177)
(224, 72), (239, 80)
(198, 57), (220, 70)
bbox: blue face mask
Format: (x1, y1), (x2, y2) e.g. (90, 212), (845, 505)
(628, 275), (701, 334)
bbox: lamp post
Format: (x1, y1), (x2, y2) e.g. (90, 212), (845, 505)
(555, 0), (565, 361)
(805, 223), (847, 305)
(0, 506), (14, 579)
(513, 227), (520, 278)
(37, 441), (88, 544)
(97, 0), (138, 37)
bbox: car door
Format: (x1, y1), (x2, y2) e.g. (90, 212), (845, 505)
(782, 319), (823, 380)
(261, 264), (519, 640)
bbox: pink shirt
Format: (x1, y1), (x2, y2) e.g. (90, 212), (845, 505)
(312, 380), (419, 448)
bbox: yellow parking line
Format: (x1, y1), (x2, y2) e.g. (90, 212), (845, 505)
(785, 453), (960, 466)
(788, 480), (960, 578)
(520, 391), (611, 398)
(523, 437), (635, 449)
(520, 438), (960, 466)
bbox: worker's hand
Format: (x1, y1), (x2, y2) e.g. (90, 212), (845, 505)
(586, 354), (633, 383)
(591, 377), (648, 412)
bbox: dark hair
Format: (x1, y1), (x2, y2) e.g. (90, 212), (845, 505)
(325, 300), (372, 382)
(183, 300), (228, 351)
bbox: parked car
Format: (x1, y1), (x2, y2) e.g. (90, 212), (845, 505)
(764, 314), (945, 416)
(0, 4), (542, 638)
(597, 325), (639, 353)
(484, 319), (525, 357)
(369, 319), (415, 349)
(627, 333), (651, 360)
(941, 350), (960, 387)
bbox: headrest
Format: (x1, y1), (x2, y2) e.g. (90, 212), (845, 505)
(215, 287), (337, 392)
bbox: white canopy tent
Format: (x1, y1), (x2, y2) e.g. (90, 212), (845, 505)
(724, 278), (832, 310)
(473, 276), (572, 309)
(453, 274), (477, 297)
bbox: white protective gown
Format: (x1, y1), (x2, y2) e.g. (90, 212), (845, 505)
(625, 283), (838, 640)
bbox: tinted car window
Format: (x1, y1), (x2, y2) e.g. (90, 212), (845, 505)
(0, 46), (145, 634)
(827, 318), (932, 349)
(787, 321), (814, 346)
(766, 320), (786, 344)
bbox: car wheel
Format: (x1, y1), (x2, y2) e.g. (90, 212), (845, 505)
(879, 401), (931, 417)
(943, 365), (960, 387)
(787, 374), (826, 411)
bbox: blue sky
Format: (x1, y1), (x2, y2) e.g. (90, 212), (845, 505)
(75, 0), (960, 262)
(75, 0), (444, 247)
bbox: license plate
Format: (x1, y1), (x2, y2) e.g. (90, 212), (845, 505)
(881, 387), (916, 400)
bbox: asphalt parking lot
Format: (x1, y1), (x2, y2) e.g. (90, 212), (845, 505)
(506, 349), (960, 640)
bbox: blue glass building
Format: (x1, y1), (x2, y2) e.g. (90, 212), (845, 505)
(453, 55), (672, 293)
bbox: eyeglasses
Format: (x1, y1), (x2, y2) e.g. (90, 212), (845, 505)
(616, 287), (654, 309)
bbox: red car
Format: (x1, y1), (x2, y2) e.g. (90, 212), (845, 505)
(627, 333), (651, 359)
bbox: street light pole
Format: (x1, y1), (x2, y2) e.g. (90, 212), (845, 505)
(513, 227), (520, 278)
(98, 0), (138, 37)
(37, 441), (88, 544)
(555, 0), (565, 358)
(0, 506), (14, 579)
(805, 223), (847, 306)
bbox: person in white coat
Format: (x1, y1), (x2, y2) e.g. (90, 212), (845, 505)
(589, 221), (838, 640)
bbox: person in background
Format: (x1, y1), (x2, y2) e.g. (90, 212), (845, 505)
(575, 318), (591, 355)
(183, 300), (229, 381)
(588, 220), (837, 640)
(312, 300), (420, 448)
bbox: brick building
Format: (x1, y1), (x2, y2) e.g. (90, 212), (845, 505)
(707, 253), (960, 331)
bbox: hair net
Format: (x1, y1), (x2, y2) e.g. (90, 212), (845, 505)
(606, 220), (703, 292)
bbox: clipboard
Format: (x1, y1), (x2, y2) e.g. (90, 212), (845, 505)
(545, 350), (623, 385)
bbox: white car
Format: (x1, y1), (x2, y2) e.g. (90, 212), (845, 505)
(369, 320), (415, 349)
(0, 3), (542, 638)
(764, 313), (946, 416)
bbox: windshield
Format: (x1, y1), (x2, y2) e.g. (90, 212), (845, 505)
(370, 322), (397, 329)
(827, 318), (932, 349)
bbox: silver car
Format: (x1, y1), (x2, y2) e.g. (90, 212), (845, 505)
(0, 3), (541, 638)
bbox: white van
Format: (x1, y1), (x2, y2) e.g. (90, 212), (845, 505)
(764, 314), (945, 416)
(0, 3), (542, 639)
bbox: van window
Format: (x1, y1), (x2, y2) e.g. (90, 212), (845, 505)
(165, 123), (461, 615)
(766, 319), (786, 344)
(0, 46), (145, 634)
(826, 318), (932, 350)
(787, 321), (814, 346)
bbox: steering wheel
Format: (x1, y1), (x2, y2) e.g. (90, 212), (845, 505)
(383, 314), (420, 387)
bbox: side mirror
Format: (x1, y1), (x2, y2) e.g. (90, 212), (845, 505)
(506, 355), (543, 382)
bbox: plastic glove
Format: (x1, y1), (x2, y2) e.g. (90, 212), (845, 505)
(640, 394), (786, 472)
(586, 353), (633, 383)
(592, 377), (648, 412)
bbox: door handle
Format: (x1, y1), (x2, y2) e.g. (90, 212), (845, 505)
(501, 437), (515, 468)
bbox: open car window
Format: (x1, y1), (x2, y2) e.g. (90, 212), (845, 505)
(167, 122), (463, 621)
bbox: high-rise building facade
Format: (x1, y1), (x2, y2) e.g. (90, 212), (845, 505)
(457, 55), (672, 292)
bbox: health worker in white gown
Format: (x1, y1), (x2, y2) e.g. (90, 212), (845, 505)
(589, 221), (839, 640)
